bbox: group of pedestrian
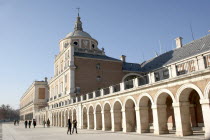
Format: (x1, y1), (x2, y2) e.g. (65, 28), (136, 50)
(14, 120), (19, 126)
(24, 119), (36, 128)
(67, 119), (77, 135)
(43, 119), (50, 128)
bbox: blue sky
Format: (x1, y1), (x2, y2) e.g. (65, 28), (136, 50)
(0, 0), (209, 109)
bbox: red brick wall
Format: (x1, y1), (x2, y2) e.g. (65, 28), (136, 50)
(74, 57), (128, 94)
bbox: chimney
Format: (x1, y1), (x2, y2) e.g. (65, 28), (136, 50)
(175, 37), (183, 48)
(44, 77), (48, 82)
(120, 55), (126, 62)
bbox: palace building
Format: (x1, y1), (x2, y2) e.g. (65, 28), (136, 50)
(20, 13), (210, 139)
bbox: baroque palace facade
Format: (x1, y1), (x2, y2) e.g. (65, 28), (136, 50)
(20, 14), (210, 139)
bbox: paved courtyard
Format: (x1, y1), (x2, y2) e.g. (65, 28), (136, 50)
(1, 123), (205, 140)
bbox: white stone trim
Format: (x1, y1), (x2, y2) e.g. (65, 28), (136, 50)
(137, 92), (154, 107)
(154, 89), (175, 105)
(176, 83), (204, 102)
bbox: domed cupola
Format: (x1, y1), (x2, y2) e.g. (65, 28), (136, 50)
(59, 11), (104, 56)
(65, 13), (92, 39)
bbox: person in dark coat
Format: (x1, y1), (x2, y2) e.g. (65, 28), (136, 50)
(72, 119), (77, 134)
(24, 120), (28, 128)
(33, 119), (36, 128)
(29, 120), (32, 128)
(47, 119), (50, 127)
(67, 119), (72, 135)
(14, 120), (16, 126)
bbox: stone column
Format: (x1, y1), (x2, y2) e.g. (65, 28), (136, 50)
(109, 86), (114, 94)
(64, 113), (66, 127)
(122, 108), (126, 132)
(197, 55), (205, 70)
(87, 112), (90, 129)
(93, 91), (96, 98)
(193, 58), (199, 71)
(152, 105), (169, 135)
(200, 99), (210, 139)
(60, 113), (63, 127)
(149, 72), (155, 83)
(171, 64), (177, 77)
(94, 112), (97, 130)
(173, 102), (193, 137)
(101, 111), (105, 131)
(139, 106), (150, 133)
(78, 104), (82, 129)
(133, 78), (139, 88)
(101, 89), (104, 96)
(135, 107), (141, 133)
(120, 82), (125, 91)
(111, 109), (115, 132)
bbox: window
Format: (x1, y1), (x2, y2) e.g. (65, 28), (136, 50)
(92, 44), (95, 48)
(154, 72), (160, 81)
(96, 76), (101, 81)
(96, 63), (100, 69)
(163, 69), (169, 79)
(73, 41), (78, 46)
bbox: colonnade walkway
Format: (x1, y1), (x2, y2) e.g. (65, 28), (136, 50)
(2, 123), (205, 140)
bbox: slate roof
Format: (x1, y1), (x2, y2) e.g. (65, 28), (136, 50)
(122, 62), (142, 72)
(74, 52), (121, 62)
(140, 34), (210, 72)
(74, 35), (210, 73)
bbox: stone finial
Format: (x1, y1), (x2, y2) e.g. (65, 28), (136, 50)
(120, 55), (126, 62)
(175, 37), (183, 48)
(44, 77), (48, 82)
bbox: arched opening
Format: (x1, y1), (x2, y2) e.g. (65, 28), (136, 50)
(65, 110), (68, 127)
(104, 103), (112, 130)
(69, 110), (72, 122)
(54, 113), (56, 126)
(73, 109), (76, 121)
(88, 106), (94, 129)
(83, 107), (87, 129)
(62, 111), (65, 127)
(59, 112), (61, 127)
(95, 105), (102, 130)
(113, 101), (122, 131)
(125, 99), (136, 132)
(156, 93), (175, 134)
(179, 88), (204, 136)
(139, 96), (153, 133)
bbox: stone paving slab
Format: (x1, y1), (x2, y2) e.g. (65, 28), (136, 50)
(0, 123), (2, 140)
(2, 123), (205, 140)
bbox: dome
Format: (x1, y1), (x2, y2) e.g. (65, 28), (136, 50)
(66, 30), (92, 38)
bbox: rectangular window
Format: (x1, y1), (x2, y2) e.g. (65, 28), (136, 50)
(154, 72), (160, 81)
(163, 69), (169, 79)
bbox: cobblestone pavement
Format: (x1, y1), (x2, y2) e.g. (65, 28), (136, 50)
(2, 123), (205, 140)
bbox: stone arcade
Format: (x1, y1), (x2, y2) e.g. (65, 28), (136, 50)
(21, 14), (210, 139)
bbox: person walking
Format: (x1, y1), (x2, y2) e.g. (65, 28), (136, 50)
(72, 119), (77, 134)
(29, 120), (32, 128)
(43, 120), (46, 128)
(14, 120), (16, 126)
(24, 120), (28, 128)
(33, 119), (36, 128)
(47, 119), (50, 128)
(67, 119), (72, 135)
